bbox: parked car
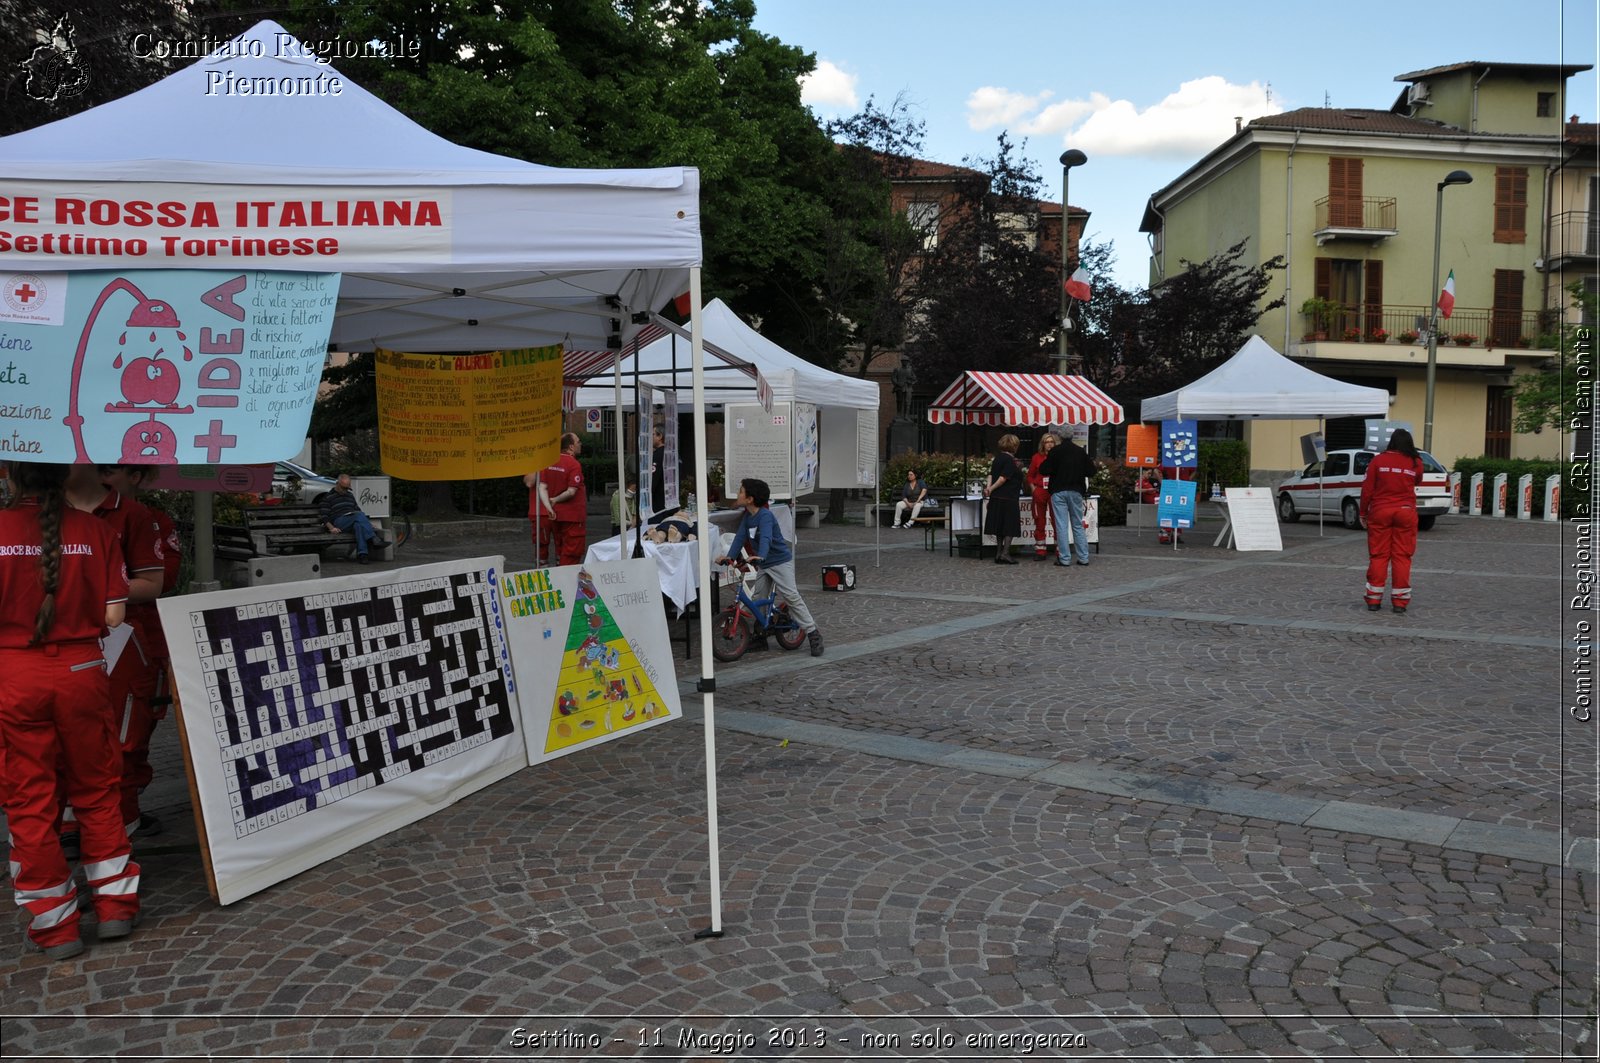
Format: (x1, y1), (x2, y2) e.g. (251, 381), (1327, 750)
(270, 459), (338, 501)
(1276, 448), (1450, 531)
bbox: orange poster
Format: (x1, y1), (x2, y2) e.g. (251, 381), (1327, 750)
(1125, 424), (1159, 466)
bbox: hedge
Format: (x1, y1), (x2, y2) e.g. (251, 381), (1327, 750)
(1450, 457), (1575, 519)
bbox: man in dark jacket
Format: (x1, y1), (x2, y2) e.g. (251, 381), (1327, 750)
(1038, 435), (1093, 566)
(318, 474), (385, 563)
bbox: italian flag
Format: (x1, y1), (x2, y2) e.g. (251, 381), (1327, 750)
(1064, 265), (1092, 302)
(1437, 270), (1456, 319)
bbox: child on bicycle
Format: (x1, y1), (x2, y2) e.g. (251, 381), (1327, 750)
(715, 478), (824, 657)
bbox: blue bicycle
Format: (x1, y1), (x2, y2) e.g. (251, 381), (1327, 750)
(711, 560), (807, 662)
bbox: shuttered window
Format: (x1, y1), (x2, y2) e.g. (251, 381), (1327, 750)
(1363, 260), (1384, 337)
(1494, 167), (1528, 243)
(1491, 269), (1524, 346)
(1328, 157), (1363, 227)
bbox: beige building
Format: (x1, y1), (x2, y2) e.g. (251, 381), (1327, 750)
(1141, 60), (1594, 475)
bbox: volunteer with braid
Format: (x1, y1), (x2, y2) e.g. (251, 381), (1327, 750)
(0, 462), (141, 959)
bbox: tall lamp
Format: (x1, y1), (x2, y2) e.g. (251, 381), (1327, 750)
(1057, 149), (1088, 376)
(1424, 169), (1473, 452)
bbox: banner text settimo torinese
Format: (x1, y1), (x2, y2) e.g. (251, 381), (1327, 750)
(0, 193), (444, 263)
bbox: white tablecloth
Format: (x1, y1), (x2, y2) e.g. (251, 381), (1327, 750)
(583, 532), (731, 614)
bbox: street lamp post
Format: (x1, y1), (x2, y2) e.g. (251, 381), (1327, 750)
(1057, 149), (1087, 376)
(1424, 169), (1473, 452)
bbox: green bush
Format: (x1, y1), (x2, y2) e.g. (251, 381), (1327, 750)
(881, 451), (988, 500)
(1196, 440), (1250, 493)
(1088, 461), (1140, 526)
(1450, 457), (1572, 518)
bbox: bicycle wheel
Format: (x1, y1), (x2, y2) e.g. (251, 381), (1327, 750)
(773, 605), (807, 651)
(391, 514), (412, 548)
(710, 605), (751, 662)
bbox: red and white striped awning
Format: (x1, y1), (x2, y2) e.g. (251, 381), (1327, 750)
(926, 371), (1123, 426)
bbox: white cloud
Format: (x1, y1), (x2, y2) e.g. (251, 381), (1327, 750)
(800, 60), (859, 112)
(968, 76), (1280, 158)
(965, 86), (1055, 130)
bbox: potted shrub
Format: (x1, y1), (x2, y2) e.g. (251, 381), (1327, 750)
(1515, 335), (1533, 348)
(1366, 327), (1389, 343)
(1396, 329), (1419, 345)
(1299, 297), (1342, 340)
(1453, 332), (1478, 346)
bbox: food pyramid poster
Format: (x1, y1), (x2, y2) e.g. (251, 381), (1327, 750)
(497, 559), (681, 765)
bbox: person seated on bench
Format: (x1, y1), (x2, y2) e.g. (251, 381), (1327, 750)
(892, 468), (929, 528)
(317, 474), (385, 564)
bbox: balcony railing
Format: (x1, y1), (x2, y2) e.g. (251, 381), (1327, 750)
(1312, 196), (1399, 243)
(1547, 210), (1599, 261)
(1302, 303), (1559, 349)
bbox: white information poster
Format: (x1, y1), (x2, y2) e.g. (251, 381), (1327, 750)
(793, 403), (819, 494)
(159, 557), (525, 905)
(1224, 487), (1283, 551)
(725, 402), (795, 498)
(636, 382), (657, 516)
(818, 407), (879, 490)
(498, 559), (683, 765)
(663, 388), (680, 508)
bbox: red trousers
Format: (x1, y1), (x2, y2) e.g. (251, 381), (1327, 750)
(1031, 490), (1055, 552)
(1, 644), (140, 949)
(1365, 505), (1418, 606)
(550, 520), (586, 566)
(110, 631), (159, 830)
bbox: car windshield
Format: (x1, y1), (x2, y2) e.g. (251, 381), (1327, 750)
(1418, 451), (1446, 474)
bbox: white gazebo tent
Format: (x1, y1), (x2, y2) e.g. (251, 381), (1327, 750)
(1139, 336), (1391, 533)
(0, 21), (732, 932)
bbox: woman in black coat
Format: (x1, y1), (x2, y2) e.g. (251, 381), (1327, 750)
(982, 434), (1024, 564)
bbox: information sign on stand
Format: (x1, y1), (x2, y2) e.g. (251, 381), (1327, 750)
(1160, 420), (1198, 468)
(1157, 480), (1197, 529)
(1222, 487), (1283, 551)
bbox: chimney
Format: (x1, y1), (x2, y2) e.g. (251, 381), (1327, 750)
(1235, 116), (1243, 133)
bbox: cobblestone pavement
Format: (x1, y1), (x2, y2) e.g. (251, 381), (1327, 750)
(3, 508), (1595, 1060)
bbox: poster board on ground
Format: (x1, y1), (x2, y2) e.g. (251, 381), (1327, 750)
(725, 402), (796, 499)
(158, 556), (524, 905)
(818, 408), (879, 490)
(1223, 487), (1282, 551)
(498, 559), (682, 765)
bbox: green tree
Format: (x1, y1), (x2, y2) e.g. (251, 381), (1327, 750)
(903, 133), (1059, 386)
(1514, 281), (1596, 434)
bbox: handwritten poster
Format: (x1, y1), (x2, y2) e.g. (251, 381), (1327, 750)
(375, 345), (561, 480)
(725, 402), (795, 499)
(663, 388), (680, 508)
(637, 382), (656, 516)
(793, 402), (818, 494)
(1160, 419), (1198, 468)
(0, 269), (338, 464)
(497, 560), (682, 765)
(1125, 424), (1160, 467)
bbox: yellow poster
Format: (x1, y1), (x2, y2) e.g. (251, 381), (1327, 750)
(375, 345), (563, 480)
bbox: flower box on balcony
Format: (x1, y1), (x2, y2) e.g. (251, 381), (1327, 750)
(1342, 327), (1362, 342)
(1397, 330), (1419, 345)
(1365, 328), (1388, 343)
(1453, 333), (1477, 346)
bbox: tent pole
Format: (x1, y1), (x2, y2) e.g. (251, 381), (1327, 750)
(687, 267), (725, 940)
(1318, 416), (1325, 537)
(613, 342), (629, 554)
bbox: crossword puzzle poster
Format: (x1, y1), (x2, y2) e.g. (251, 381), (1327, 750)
(499, 559), (682, 766)
(159, 556), (525, 905)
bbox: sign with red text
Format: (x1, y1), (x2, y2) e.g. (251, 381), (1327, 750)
(0, 268), (338, 464)
(0, 183), (452, 269)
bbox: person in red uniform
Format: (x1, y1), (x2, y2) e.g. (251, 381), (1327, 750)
(1026, 433), (1059, 560)
(0, 462), (141, 959)
(101, 464), (182, 838)
(1360, 428), (1423, 613)
(64, 465), (165, 840)
(526, 433), (586, 566)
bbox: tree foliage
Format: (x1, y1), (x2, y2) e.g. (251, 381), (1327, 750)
(1513, 281), (1595, 434)
(903, 134), (1059, 386)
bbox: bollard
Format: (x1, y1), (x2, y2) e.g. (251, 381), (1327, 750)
(1448, 471), (1462, 514)
(1470, 473), (1485, 515)
(1517, 474), (1533, 519)
(1545, 474), (1562, 521)
(1492, 473), (1508, 517)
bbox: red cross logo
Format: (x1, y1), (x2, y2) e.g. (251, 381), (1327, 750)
(11, 283), (37, 304)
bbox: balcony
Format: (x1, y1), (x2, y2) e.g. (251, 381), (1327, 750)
(1300, 303), (1559, 354)
(1312, 196), (1399, 246)
(1545, 210), (1599, 268)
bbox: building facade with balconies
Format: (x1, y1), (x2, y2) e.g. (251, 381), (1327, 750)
(1140, 60), (1592, 473)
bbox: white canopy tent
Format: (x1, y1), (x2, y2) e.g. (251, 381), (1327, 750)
(0, 21), (732, 933)
(1140, 336), (1390, 421)
(568, 298), (879, 411)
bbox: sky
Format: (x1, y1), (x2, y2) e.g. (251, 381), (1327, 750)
(750, 0), (1599, 291)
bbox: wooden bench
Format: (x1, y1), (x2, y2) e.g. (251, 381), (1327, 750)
(245, 504), (354, 556)
(908, 513), (947, 551)
(214, 523), (258, 562)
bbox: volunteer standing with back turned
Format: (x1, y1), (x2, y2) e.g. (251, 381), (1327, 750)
(0, 462), (141, 959)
